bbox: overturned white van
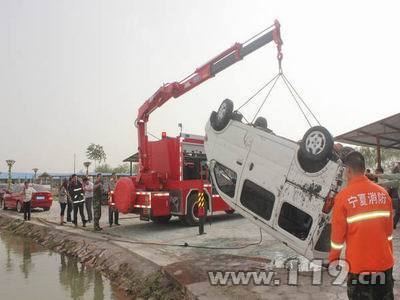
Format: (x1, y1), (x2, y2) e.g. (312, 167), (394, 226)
(204, 99), (346, 261)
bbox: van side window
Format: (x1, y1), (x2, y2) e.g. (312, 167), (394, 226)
(213, 163), (237, 198)
(278, 202), (313, 240)
(240, 180), (275, 220)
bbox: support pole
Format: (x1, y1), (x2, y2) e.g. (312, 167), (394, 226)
(376, 137), (382, 172)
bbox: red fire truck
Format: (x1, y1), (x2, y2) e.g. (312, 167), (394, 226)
(114, 20), (283, 225)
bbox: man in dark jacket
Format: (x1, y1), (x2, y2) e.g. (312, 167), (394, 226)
(93, 173), (103, 231)
(68, 174), (87, 227)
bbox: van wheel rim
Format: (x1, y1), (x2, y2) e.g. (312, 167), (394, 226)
(305, 131), (326, 155)
(217, 103), (227, 121)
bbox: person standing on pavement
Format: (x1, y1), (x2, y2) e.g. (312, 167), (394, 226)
(21, 181), (33, 221)
(93, 173), (103, 231)
(65, 176), (73, 222)
(67, 174), (87, 227)
(329, 151), (394, 300)
(108, 173), (120, 227)
(83, 177), (94, 223)
(59, 179), (69, 225)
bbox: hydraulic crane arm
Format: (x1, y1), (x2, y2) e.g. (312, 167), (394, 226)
(137, 20), (283, 174)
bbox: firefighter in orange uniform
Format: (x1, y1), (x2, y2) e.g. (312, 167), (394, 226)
(329, 151), (394, 300)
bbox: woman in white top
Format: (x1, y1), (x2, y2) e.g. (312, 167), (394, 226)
(59, 179), (69, 225)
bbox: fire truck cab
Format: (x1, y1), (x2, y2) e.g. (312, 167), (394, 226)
(115, 132), (231, 225)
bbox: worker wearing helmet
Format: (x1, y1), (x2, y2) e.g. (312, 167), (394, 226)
(329, 151), (394, 299)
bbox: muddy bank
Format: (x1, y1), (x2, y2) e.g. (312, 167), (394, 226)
(0, 214), (185, 300)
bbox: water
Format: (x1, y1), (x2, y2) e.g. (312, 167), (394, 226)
(0, 232), (131, 300)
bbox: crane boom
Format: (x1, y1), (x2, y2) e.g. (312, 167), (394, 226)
(137, 20), (283, 175)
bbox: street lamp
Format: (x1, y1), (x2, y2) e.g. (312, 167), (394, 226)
(83, 161), (91, 176)
(6, 160), (15, 190)
(32, 168), (39, 183)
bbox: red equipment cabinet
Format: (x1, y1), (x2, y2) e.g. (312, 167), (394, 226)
(114, 20), (283, 225)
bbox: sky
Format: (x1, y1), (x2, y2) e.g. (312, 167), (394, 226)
(0, 0), (399, 173)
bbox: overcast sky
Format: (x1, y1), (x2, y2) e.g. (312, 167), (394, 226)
(1, 0), (399, 173)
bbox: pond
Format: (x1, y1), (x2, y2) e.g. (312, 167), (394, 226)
(0, 232), (132, 300)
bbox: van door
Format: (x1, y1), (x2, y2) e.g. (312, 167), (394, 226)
(210, 122), (251, 203)
(237, 131), (297, 226)
(275, 160), (341, 257)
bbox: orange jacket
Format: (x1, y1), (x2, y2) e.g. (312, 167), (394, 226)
(329, 175), (394, 274)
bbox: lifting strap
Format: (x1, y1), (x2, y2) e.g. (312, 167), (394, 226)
(236, 70), (321, 128)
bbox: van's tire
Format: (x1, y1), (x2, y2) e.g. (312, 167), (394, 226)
(210, 99), (233, 131)
(297, 151), (329, 173)
(300, 126), (334, 162)
(150, 215), (172, 224)
(254, 117), (268, 130)
(225, 209), (235, 215)
(2, 199), (7, 210)
(183, 193), (207, 226)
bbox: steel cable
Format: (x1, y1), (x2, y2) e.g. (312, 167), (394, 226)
(281, 75), (312, 127)
(250, 74), (281, 123)
(282, 73), (321, 126)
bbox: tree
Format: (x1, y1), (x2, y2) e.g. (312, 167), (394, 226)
(358, 146), (400, 171)
(112, 164), (130, 174)
(86, 144), (107, 167)
(95, 163), (113, 173)
(94, 163), (130, 174)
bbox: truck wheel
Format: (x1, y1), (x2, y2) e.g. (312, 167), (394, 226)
(210, 99), (233, 131)
(16, 201), (22, 213)
(2, 199), (7, 210)
(299, 126), (334, 162)
(184, 194), (207, 226)
(150, 215), (172, 224)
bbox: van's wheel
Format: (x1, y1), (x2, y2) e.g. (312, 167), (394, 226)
(2, 199), (7, 210)
(150, 215), (172, 224)
(183, 194), (207, 226)
(16, 201), (22, 213)
(225, 209), (235, 215)
(210, 99), (233, 131)
(298, 126), (334, 173)
(254, 117), (268, 130)
(300, 126), (334, 162)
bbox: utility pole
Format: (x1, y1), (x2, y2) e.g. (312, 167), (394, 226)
(83, 161), (91, 176)
(32, 168), (39, 183)
(73, 153), (76, 173)
(6, 159), (15, 190)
